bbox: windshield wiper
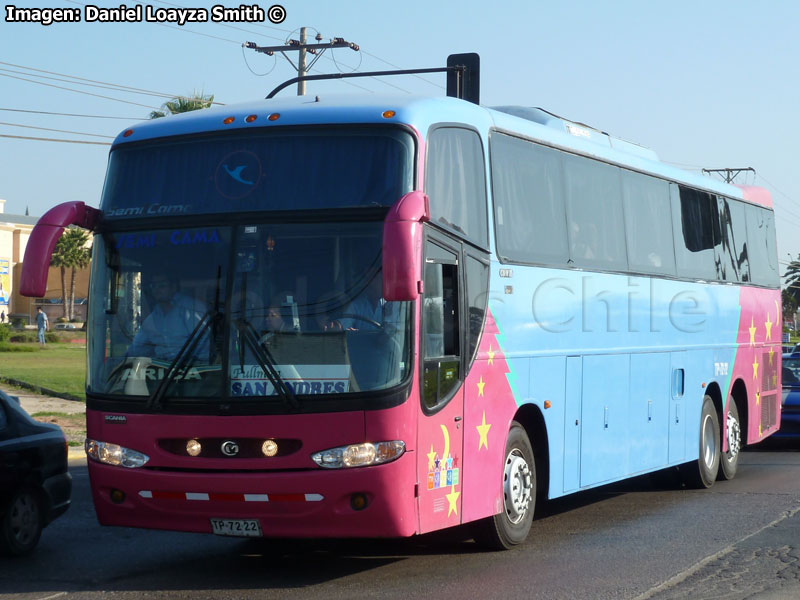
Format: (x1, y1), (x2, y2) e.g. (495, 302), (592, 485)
(234, 319), (299, 410)
(146, 309), (219, 410)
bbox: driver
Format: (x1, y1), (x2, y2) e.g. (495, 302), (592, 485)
(127, 275), (207, 360)
(335, 276), (399, 331)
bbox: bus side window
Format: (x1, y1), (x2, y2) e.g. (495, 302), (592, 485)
(423, 249), (461, 410)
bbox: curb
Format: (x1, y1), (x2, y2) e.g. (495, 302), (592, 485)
(68, 447), (86, 461)
(0, 376), (84, 403)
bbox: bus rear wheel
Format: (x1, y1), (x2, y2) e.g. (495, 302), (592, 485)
(681, 395), (720, 489)
(718, 399), (741, 481)
(472, 422), (535, 550)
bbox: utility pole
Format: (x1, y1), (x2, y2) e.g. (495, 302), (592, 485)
(244, 28), (360, 96)
(702, 167), (755, 184)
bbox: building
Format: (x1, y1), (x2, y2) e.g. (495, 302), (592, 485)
(0, 199), (91, 324)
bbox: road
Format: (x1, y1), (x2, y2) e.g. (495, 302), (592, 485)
(2, 447), (800, 600)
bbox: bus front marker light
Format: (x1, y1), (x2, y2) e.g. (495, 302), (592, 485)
(245, 114), (258, 123)
(122, 129), (134, 138)
(382, 110), (396, 119)
(186, 439), (202, 457)
(223, 116), (235, 124)
(268, 113), (280, 121)
(311, 441), (405, 469)
(110, 489), (126, 504)
(262, 439), (278, 457)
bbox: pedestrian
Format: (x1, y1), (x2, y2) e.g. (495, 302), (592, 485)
(36, 307), (49, 344)
(0, 310), (5, 323)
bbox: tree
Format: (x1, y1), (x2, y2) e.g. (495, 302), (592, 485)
(51, 228), (91, 320)
(784, 255), (800, 328)
(149, 91), (214, 119)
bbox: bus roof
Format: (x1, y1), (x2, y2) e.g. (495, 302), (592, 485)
(113, 94), (771, 209)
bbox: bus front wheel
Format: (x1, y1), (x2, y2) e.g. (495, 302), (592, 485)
(472, 422), (535, 550)
(681, 395), (720, 489)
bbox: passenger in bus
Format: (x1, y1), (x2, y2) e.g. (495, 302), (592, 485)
(127, 275), (207, 361)
(258, 295), (287, 344)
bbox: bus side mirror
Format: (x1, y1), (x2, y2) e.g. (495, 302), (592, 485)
(20, 201), (101, 298)
(383, 191), (430, 301)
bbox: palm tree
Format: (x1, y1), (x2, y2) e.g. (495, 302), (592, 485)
(149, 91), (214, 119)
(51, 228), (91, 320)
(784, 255), (800, 328)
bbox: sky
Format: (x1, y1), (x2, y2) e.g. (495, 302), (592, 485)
(2, 0), (800, 275)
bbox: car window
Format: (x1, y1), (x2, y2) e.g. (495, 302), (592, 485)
(783, 357), (800, 387)
(0, 403), (7, 430)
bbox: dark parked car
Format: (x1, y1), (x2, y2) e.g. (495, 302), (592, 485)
(779, 353), (800, 439)
(0, 389), (72, 555)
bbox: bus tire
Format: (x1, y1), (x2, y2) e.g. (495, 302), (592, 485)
(681, 395), (720, 489)
(718, 399), (741, 481)
(472, 422), (535, 550)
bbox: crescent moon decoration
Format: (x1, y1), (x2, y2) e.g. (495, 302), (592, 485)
(440, 424), (450, 464)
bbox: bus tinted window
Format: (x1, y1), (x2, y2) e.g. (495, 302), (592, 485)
(426, 127), (488, 247)
(563, 154), (627, 270)
(746, 205), (779, 286)
(101, 128), (414, 219)
(491, 134), (568, 265)
(622, 171), (675, 276)
(718, 196), (750, 282)
(673, 186), (721, 281)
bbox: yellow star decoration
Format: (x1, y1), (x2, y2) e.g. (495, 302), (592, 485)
(753, 355), (759, 380)
(446, 484), (460, 517)
(759, 422), (763, 437)
(477, 411), (491, 450)
(765, 313), (773, 341)
(769, 347), (775, 366)
(756, 390), (760, 406)
(487, 345), (496, 366)
(427, 445), (436, 471)
(749, 318), (757, 347)
(477, 376), (486, 397)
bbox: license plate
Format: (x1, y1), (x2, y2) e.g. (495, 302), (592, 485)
(210, 518), (262, 537)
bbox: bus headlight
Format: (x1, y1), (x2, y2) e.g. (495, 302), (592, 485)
(311, 441), (405, 469)
(85, 438), (150, 468)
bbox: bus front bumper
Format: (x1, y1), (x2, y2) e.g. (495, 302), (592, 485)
(87, 453), (418, 538)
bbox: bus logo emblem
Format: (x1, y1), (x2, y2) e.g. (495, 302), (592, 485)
(221, 441), (240, 457)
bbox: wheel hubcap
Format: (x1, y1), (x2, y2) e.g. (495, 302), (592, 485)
(702, 414), (717, 469)
(9, 493), (38, 546)
(503, 449), (532, 524)
(727, 413), (740, 459)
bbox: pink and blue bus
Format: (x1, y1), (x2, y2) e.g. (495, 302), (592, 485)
(21, 58), (780, 549)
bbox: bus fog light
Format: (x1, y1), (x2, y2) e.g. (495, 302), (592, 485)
(311, 441), (405, 469)
(350, 493), (369, 511)
(86, 438), (149, 468)
(186, 439), (202, 457)
(262, 439), (278, 457)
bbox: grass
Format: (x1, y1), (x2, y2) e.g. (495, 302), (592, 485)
(0, 344), (86, 400)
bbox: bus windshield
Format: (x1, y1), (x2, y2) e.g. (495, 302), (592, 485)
(87, 222), (412, 404)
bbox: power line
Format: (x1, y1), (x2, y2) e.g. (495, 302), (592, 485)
(0, 133), (111, 146)
(0, 107), (145, 120)
(0, 61), (224, 106)
(0, 121), (114, 139)
(0, 72), (160, 109)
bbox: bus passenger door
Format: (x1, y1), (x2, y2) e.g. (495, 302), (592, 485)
(417, 237), (466, 533)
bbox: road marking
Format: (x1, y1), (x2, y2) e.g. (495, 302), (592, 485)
(633, 505), (800, 599)
(36, 593), (68, 600)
